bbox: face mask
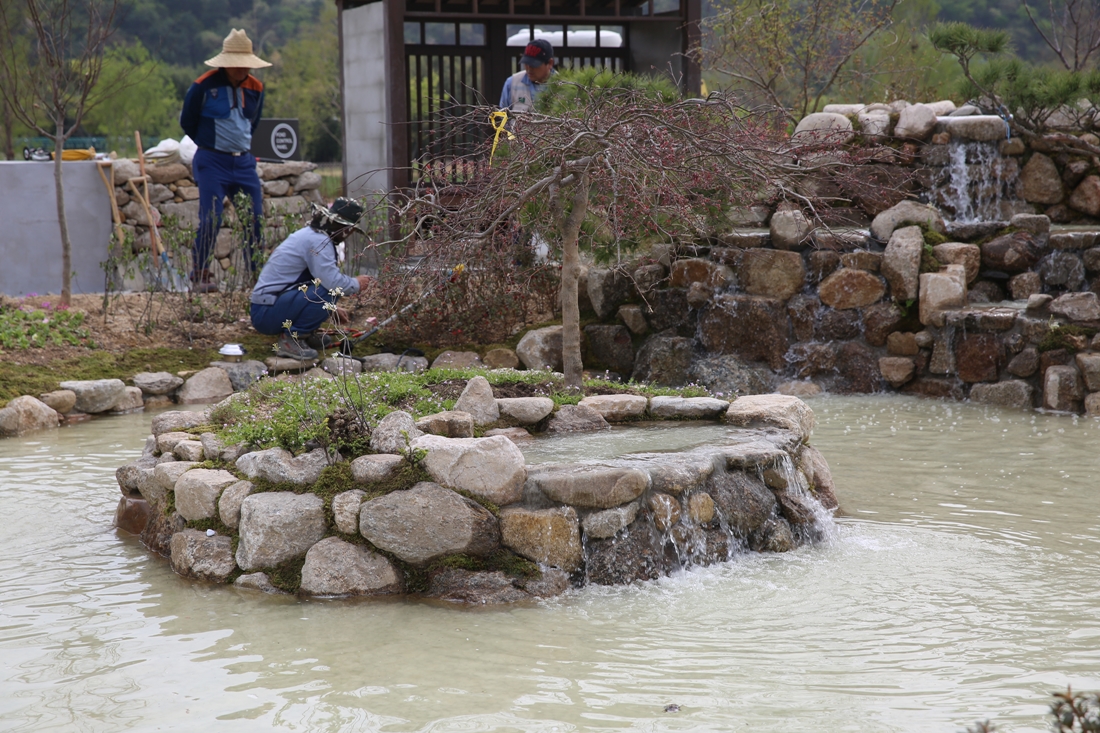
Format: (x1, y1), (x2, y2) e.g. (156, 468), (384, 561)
(336, 241), (346, 264)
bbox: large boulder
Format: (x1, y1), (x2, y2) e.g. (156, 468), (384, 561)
(453, 376), (499, 425)
(858, 107), (893, 136)
(58, 378), (126, 414)
(332, 490), (365, 534)
(955, 333), (1004, 383)
(218, 480), (253, 530)
(141, 461), (197, 506)
(981, 231), (1042, 273)
(515, 326), (563, 371)
(410, 434), (526, 506)
(0, 395), (59, 437)
(584, 324), (635, 375)
(630, 334), (694, 386)
(933, 242), (981, 284)
(1019, 153), (1065, 204)
(360, 353), (429, 373)
(236, 447), (330, 485)
(415, 410), (475, 438)
(151, 410), (208, 435)
(893, 103), (937, 140)
(525, 463), (648, 509)
(369, 410), (423, 454)
(499, 506), (583, 572)
(969, 380), (1034, 410)
(699, 294), (789, 370)
(544, 403), (610, 433)
(792, 112), (854, 143)
(688, 355), (774, 397)
(1076, 353), (1100, 392)
(359, 482), (500, 565)
(1069, 175), (1100, 217)
(132, 371), (184, 396)
(209, 360), (268, 391)
(738, 249), (806, 300)
(170, 529), (237, 582)
(582, 501), (641, 539)
(38, 389), (76, 414)
(587, 267), (633, 319)
(235, 492), (327, 570)
(818, 268), (886, 310)
(881, 225), (924, 302)
(496, 397), (554, 424)
(769, 209), (812, 251)
(174, 468), (238, 521)
(426, 568), (531, 604)
(1038, 251), (1086, 291)
(870, 201), (945, 242)
(350, 453), (405, 484)
(724, 394), (815, 441)
(941, 115), (1008, 141)
(577, 394), (647, 422)
(1043, 365), (1083, 412)
(919, 268), (966, 326)
(114, 495), (153, 535)
(1050, 292), (1100, 321)
(299, 537), (403, 596)
(177, 367), (234, 405)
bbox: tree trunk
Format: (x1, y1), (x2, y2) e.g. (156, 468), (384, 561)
(1, 99), (13, 161)
(559, 174), (590, 392)
(53, 121), (72, 305)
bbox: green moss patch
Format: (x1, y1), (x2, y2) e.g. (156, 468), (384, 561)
(1038, 324), (1096, 353)
(261, 555), (307, 594)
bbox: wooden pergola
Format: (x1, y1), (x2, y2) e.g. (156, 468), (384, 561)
(336, 0), (701, 194)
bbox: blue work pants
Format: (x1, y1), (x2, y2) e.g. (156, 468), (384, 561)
(191, 148), (263, 277)
(251, 284), (339, 336)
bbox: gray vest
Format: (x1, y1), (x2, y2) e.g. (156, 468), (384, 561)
(507, 70), (538, 113)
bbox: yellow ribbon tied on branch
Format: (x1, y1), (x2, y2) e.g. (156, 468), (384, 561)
(489, 110), (515, 166)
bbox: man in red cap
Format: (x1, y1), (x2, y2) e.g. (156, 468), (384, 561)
(499, 38), (555, 113)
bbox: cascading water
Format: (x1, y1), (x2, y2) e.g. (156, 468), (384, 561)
(935, 139), (1020, 223)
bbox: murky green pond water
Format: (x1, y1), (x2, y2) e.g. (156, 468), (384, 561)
(1, 396), (1098, 732)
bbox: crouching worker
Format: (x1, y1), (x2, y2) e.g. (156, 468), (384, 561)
(250, 197), (373, 360)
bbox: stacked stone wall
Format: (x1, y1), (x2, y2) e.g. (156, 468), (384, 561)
(113, 386), (838, 604)
(106, 158), (324, 276)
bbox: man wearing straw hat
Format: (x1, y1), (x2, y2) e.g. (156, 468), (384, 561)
(180, 28), (271, 293)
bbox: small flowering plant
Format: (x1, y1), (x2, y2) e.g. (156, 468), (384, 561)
(0, 297), (92, 349)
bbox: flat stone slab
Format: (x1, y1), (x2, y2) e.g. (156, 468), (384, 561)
(725, 395), (815, 441)
(525, 463), (648, 509)
(578, 394), (648, 422)
(648, 396), (730, 419)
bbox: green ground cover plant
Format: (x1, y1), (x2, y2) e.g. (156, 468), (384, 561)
(0, 302), (93, 349)
(209, 367), (715, 456)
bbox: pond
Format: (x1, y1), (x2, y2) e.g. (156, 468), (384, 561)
(1, 395), (1098, 732)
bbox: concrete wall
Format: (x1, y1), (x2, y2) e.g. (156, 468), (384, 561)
(342, 1), (391, 198)
(0, 161), (112, 296)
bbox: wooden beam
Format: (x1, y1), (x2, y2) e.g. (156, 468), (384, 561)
(385, 0), (409, 190)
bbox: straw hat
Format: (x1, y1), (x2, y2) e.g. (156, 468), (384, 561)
(204, 29), (271, 69)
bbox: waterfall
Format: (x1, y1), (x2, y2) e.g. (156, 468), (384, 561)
(936, 140), (1019, 223)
